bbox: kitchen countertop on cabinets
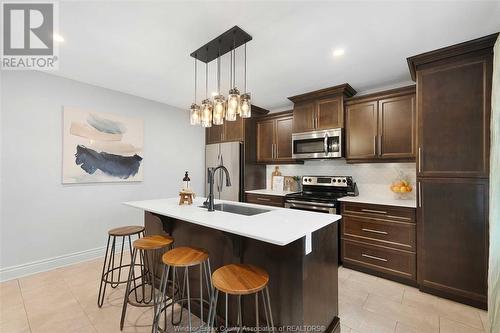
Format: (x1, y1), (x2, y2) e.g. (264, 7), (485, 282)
(338, 195), (416, 208)
(124, 197), (341, 246)
(245, 189), (298, 197)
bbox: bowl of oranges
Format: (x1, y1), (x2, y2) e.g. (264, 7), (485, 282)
(390, 180), (413, 199)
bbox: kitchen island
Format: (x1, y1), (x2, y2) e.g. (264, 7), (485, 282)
(124, 197), (341, 333)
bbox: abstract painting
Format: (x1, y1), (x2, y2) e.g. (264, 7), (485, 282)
(63, 107), (144, 183)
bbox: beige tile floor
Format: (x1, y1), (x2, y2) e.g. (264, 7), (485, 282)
(0, 258), (490, 333)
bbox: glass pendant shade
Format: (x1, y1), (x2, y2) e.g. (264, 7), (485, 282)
(189, 103), (201, 125)
(240, 93), (251, 118)
(226, 88), (240, 121)
(212, 95), (226, 125)
(201, 99), (213, 128)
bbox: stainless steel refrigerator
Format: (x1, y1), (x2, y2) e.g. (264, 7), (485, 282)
(205, 142), (243, 201)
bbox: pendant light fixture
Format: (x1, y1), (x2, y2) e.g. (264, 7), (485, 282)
(189, 55), (201, 125)
(226, 32), (240, 121)
(189, 26), (252, 127)
(212, 41), (226, 126)
(240, 42), (251, 118)
(201, 55), (213, 128)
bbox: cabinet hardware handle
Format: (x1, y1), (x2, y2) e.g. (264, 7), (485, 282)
(386, 215), (412, 221)
(373, 136), (377, 155)
(418, 182), (422, 208)
(274, 144), (278, 159)
(418, 147), (422, 173)
(257, 197), (271, 201)
(378, 135), (382, 155)
(362, 228), (388, 235)
(271, 144), (274, 159)
(362, 253), (388, 262)
(361, 209), (388, 214)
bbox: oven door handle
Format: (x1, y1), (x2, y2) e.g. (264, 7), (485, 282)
(287, 203), (335, 212)
(286, 200), (336, 208)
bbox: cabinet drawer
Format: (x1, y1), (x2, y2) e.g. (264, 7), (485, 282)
(245, 193), (284, 207)
(342, 216), (415, 251)
(342, 239), (416, 281)
(342, 202), (415, 223)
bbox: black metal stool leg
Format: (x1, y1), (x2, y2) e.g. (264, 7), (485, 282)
(261, 290), (270, 332)
(111, 235), (126, 288)
(265, 287), (274, 331)
(255, 293), (259, 331)
(97, 235), (112, 307)
(120, 248), (138, 330)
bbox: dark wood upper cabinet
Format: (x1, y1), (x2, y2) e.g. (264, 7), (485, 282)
(291, 101), (315, 133)
(275, 115), (293, 160)
(415, 57), (491, 178)
(256, 119), (274, 162)
(289, 84), (356, 134)
(378, 95), (416, 159)
(256, 111), (298, 164)
(224, 117), (244, 142)
(205, 106), (268, 145)
(345, 86), (416, 162)
(345, 101), (378, 159)
(316, 97), (343, 129)
(206, 124), (223, 144)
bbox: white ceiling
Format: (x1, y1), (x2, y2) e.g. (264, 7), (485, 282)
(54, 1), (500, 111)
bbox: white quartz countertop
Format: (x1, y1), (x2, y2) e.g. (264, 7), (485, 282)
(338, 195), (416, 208)
(124, 197), (341, 246)
(245, 189), (297, 197)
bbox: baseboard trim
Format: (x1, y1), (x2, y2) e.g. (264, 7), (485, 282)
(0, 242), (125, 282)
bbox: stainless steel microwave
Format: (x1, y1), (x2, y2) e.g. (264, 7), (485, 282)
(292, 128), (343, 159)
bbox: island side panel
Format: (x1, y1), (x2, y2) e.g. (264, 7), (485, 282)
(303, 223), (340, 333)
(241, 237), (305, 327)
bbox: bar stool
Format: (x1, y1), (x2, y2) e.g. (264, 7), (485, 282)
(97, 225), (144, 307)
(120, 235), (174, 330)
(208, 264), (274, 333)
(152, 246), (212, 333)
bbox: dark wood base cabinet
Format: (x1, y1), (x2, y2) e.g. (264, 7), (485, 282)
(245, 193), (285, 207)
(340, 202), (417, 286)
(417, 178), (489, 309)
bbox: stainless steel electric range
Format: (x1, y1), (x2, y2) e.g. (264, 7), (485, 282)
(284, 176), (358, 214)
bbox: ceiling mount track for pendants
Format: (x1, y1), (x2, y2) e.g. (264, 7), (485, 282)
(190, 26), (252, 63)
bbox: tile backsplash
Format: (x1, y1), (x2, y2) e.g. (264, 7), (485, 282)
(266, 160), (416, 198)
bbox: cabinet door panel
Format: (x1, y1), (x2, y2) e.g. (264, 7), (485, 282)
(224, 118), (244, 142)
(256, 119), (274, 162)
(206, 125), (222, 144)
(275, 116), (293, 160)
(418, 57), (491, 177)
(418, 178), (488, 308)
(346, 101), (378, 159)
(379, 95), (415, 159)
(292, 102), (315, 133)
(316, 97), (343, 129)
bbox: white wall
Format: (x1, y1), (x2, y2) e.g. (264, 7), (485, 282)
(0, 71), (205, 280)
(266, 161), (416, 199)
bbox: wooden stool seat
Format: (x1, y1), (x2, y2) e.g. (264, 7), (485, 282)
(212, 264), (269, 295)
(108, 225), (144, 236)
(162, 246), (209, 267)
(133, 235), (174, 250)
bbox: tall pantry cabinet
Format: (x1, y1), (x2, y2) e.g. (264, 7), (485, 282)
(407, 33), (498, 310)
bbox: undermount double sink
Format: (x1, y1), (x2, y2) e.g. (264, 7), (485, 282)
(200, 203), (271, 216)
